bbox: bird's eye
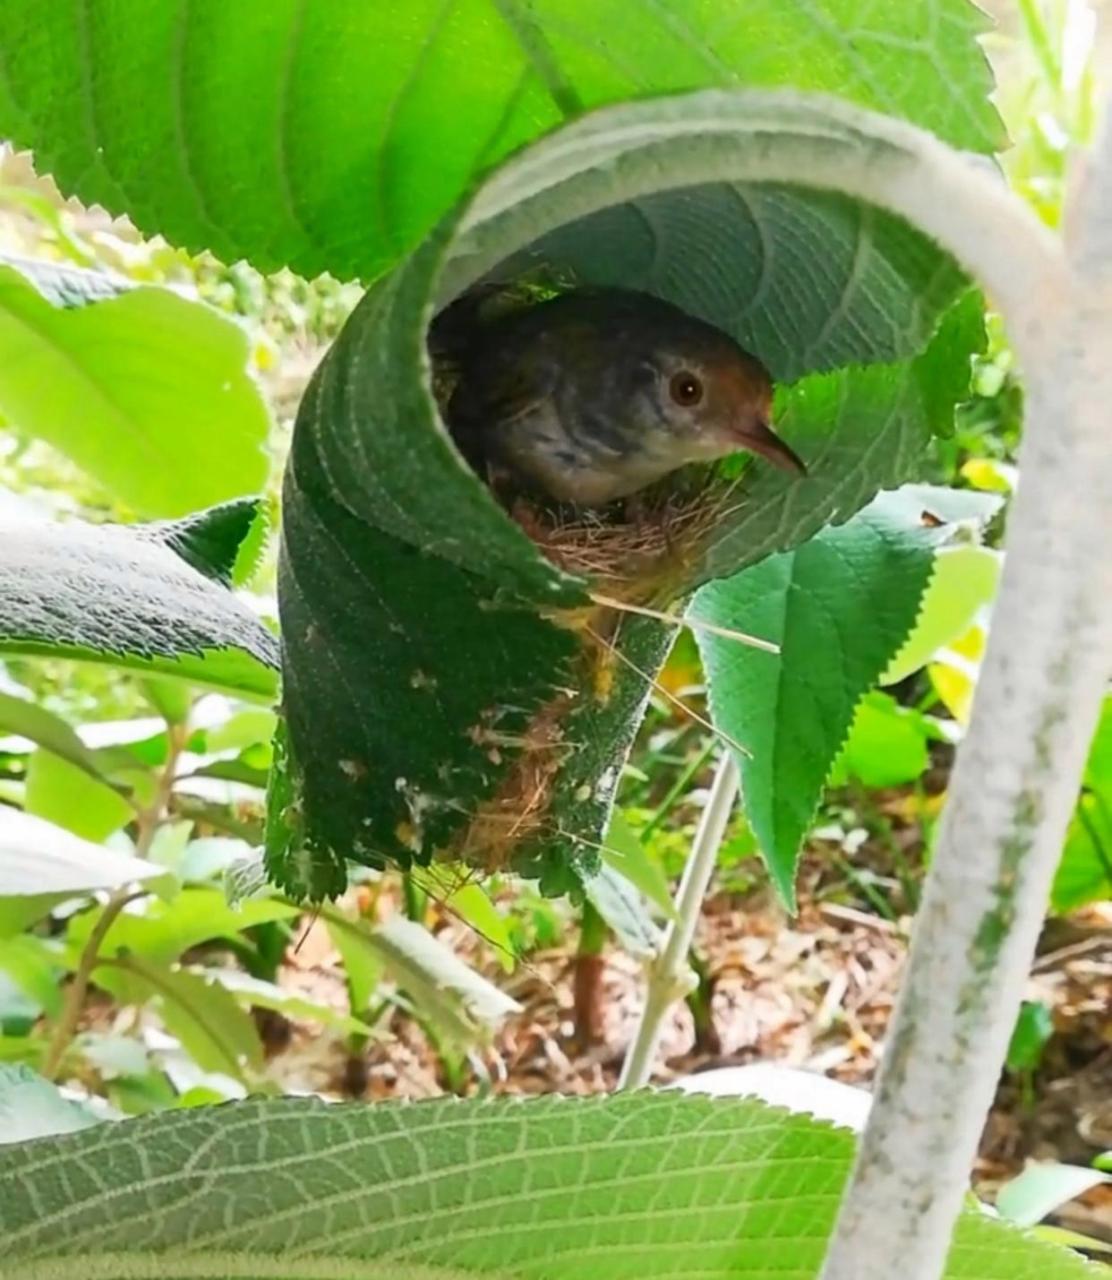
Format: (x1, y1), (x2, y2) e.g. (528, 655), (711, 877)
(669, 371), (703, 407)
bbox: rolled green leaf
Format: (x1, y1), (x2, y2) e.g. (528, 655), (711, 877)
(272, 92), (987, 898)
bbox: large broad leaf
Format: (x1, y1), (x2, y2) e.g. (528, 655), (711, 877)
(0, 259), (270, 517)
(0, 1092), (1091, 1280)
(271, 89), (988, 899)
(0, 500), (280, 701)
(0, 3), (1001, 282)
(693, 486), (999, 906)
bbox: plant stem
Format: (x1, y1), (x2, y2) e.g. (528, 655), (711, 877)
(40, 722), (187, 1082)
(40, 885), (144, 1081)
(818, 100), (1112, 1280)
(618, 750), (738, 1089)
(573, 899), (609, 1045)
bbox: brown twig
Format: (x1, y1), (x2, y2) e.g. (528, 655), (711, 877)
(40, 721), (188, 1081)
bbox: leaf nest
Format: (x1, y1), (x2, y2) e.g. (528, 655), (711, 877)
(452, 691), (576, 874)
(430, 281), (737, 609)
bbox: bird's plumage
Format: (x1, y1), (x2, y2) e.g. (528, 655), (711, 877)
(435, 287), (805, 506)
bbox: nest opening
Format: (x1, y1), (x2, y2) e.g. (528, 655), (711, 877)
(430, 279), (745, 608)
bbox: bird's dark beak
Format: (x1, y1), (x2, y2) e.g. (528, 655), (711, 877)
(736, 417), (807, 476)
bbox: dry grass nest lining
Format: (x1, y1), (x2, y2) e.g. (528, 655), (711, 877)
(507, 468), (743, 607)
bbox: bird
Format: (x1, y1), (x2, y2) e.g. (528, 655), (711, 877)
(434, 285), (806, 508)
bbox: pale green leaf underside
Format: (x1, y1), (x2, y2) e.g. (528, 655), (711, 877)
(0, 807), (161, 896)
(0, 265), (270, 518)
(0, 1093), (1089, 1280)
(0, 1065), (101, 1146)
(0, 254), (129, 308)
(0, 519), (280, 701)
(0, 1), (1001, 283)
(340, 914), (520, 1045)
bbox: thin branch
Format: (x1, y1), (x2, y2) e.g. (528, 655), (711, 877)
(40, 886), (146, 1081)
(40, 721), (188, 1082)
(618, 751), (739, 1089)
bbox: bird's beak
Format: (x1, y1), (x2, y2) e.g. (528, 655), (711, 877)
(734, 417), (807, 476)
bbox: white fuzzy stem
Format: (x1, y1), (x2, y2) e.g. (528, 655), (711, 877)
(618, 751), (739, 1089)
(819, 104), (1112, 1280)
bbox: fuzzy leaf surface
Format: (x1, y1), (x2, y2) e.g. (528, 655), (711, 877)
(0, 1092), (1091, 1280)
(0, 516), (279, 700)
(0, 1), (1000, 281)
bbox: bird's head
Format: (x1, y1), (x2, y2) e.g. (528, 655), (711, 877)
(633, 324), (806, 477)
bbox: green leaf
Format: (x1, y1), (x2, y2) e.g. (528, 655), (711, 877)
(0, 936), (63, 1017)
(370, 914), (521, 1047)
(147, 499), (268, 585)
(0, 1093), (1092, 1280)
(0, 2), (1001, 283)
(0, 1064), (103, 1145)
(0, 514), (280, 701)
(582, 863), (663, 960)
(192, 709), (277, 756)
(1052, 697), (1112, 912)
(1082, 697), (1112, 785)
(693, 487), (964, 907)
(223, 849), (272, 908)
(882, 543), (1002, 684)
(0, 807), (162, 899)
(324, 914), (385, 1018)
(828, 692), (932, 789)
(24, 749), (133, 842)
(0, 691), (109, 785)
(108, 957), (263, 1080)
(319, 909), (519, 1047)
(0, 254), (125, 307)
(420, 868), (516, 973)
(206, 968), (376, 1039)
(0, 896), (66, 942)
(996, 1162), (1110, 1228)
(600, 810), (675, 917)
(1006, 1000), (1054, 1074)
(0, 263), (269, 517)
(139, 677), (193, 727)
(67, 887), (299, 971)
(274, 93), (986, 897)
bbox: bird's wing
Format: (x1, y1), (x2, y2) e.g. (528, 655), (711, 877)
(449, 341), (559, 430)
